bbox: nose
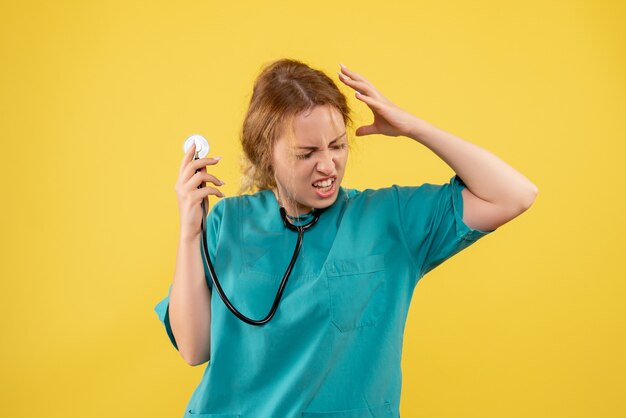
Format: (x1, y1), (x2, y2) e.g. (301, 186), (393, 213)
(315, 148), (335, 175)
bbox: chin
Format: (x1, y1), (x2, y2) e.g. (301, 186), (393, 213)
(311, 190), (340, 209)
(295, 179), (343, 212)
(313, 199), (336, 210)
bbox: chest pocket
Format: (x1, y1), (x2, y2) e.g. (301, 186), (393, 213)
(325, 253), (387, 332)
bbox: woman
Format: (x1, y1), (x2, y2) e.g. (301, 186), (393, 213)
(155, 58), (538, 417)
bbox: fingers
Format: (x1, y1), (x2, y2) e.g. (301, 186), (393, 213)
(179, 143), (197, 176)
(191, 184), (224, 200)
(175, 147), (225, 194)
(176, 170), (225, 202)
(354, 90), (383, 111)
(187, 170), (225, 190)
(338, 64), (393, 106)
(339, 64), (369, 83)
(182, 156), (222, 183)
(339, 75), (374, 98)
(179, 141), (222, 178)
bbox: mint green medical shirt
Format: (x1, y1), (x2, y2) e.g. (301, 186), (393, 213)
(154, 175), (496, 417)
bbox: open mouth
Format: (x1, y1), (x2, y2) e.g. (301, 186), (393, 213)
(312, 177), (335, 193)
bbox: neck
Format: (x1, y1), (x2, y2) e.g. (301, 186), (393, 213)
(271, 189), (312, 217)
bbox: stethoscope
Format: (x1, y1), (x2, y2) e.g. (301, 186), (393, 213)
(183, 134), (323, 326)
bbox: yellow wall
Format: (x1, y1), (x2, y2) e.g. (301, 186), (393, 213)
(1, 0), (624, 417)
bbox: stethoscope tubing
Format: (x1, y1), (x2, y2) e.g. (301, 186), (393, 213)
(195, 153), (321, 326)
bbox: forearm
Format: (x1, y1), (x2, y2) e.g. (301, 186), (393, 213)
(408, 118), (538, 208)
(169, 232), (212, 366)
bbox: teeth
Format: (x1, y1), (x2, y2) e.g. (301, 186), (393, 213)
(313, 178), (334, 188)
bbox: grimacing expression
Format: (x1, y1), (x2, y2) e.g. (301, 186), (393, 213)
(271, 104), (348, 216)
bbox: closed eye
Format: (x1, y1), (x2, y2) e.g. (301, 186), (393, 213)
(296, 143), (347, 160)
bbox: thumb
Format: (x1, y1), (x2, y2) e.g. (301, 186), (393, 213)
(355, 124), (378, 136)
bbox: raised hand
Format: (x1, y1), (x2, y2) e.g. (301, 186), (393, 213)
(338, 64), (420, 138)
(174, 143), (225, 242)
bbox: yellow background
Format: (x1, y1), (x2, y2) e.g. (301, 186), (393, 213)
(1, 0), (624, 417)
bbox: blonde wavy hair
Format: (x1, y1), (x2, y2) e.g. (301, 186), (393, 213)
(238, 58), (354, 195)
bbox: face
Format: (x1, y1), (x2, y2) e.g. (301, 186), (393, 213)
(271, 104), (348, 216)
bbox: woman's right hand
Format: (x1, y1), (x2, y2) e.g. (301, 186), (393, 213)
(175, 143), (225, 242)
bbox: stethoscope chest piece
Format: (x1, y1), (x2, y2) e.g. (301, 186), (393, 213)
(184, 134), (210, 158)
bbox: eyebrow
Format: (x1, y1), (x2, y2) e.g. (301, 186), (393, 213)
(297, 132), (347, 150)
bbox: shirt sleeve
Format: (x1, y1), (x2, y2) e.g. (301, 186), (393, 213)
(393, 174), (496, 282)
(153, 198), (225, 351)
